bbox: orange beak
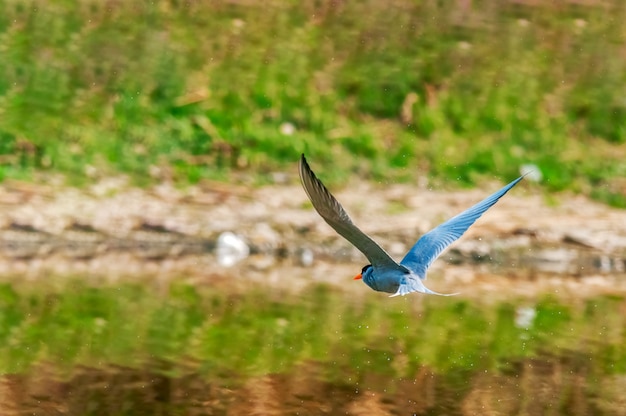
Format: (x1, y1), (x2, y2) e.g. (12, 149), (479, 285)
(353, 273), (362, 280)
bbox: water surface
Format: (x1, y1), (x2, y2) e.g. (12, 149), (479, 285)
(1, 276), (625, 415)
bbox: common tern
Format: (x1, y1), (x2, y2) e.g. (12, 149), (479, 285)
(299, 154), (525, 296)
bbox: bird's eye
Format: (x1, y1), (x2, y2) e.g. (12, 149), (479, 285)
(361, 264), (372, 274)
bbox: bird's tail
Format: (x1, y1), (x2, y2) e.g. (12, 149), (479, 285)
(390, 281), (459, 297)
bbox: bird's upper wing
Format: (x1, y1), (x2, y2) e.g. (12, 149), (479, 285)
(299, 155), (404, 271)
(400, 175), (524, 277)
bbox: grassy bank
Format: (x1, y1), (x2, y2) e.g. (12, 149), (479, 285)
(0, 1), (625, 205)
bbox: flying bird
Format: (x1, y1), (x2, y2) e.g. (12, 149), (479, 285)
(299, 154), (525, 296)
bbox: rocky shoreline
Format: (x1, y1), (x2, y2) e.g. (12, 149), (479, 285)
(1, 176), (625, 296)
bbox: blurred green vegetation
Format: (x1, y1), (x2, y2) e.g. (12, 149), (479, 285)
(0, 1), (625, 205)
(1, 280), (625, 384)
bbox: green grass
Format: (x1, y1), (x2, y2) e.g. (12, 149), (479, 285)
(0, 1), (625, 205)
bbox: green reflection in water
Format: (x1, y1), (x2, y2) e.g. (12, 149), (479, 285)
(0, 281), (624, 380)
(2, 280), (626, 414)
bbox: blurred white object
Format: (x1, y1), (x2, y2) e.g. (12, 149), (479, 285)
(515, 306), (537, 329)
(279, 122), (296, 136)
(299, 247), (314, 267)
(216, 232), (249, 267)
(520, 164), (542, 182)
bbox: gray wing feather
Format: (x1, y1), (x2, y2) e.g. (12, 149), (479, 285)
(400, 175), (524, 277)
(299, 155), (403, 271)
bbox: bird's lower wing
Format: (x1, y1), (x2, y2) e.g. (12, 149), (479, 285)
(400, 175), (524, 276)
(299, 155), (403, 271)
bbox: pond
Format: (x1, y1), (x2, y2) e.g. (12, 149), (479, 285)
(1, 263), (625, 415)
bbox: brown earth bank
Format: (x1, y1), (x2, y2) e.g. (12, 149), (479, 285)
(0, 176), (625, 298)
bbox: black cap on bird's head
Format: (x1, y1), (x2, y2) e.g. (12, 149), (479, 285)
(354, 264), (372, 280)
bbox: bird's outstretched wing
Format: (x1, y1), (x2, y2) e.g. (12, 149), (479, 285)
(400, 175), (524, 277)
(299, 154), (404, 271)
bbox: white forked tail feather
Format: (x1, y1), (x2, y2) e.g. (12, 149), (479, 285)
(390, 281), (459, 297)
